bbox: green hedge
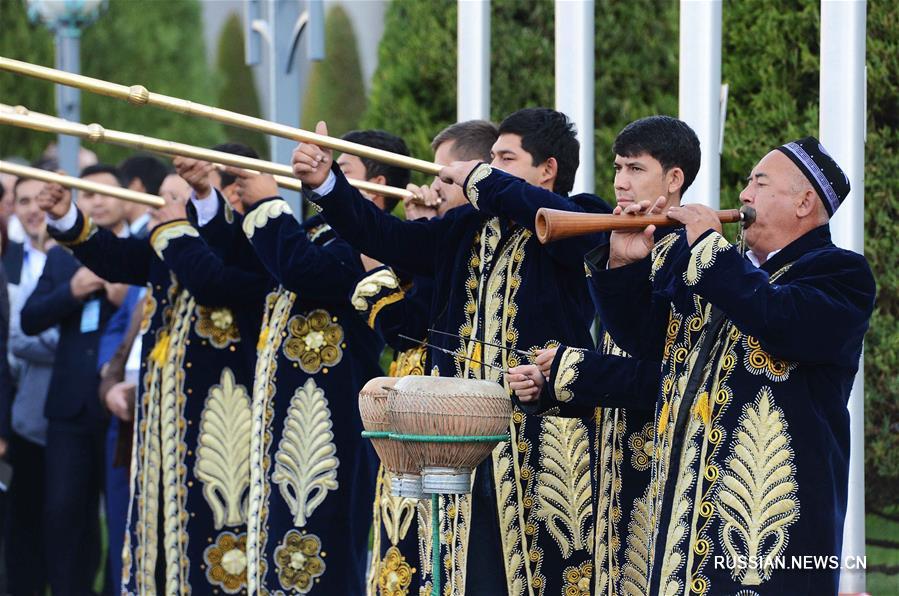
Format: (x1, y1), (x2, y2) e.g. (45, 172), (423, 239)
(363, 0), (898, 509)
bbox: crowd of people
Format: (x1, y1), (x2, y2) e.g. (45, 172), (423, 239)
(0, 107), (875, 596)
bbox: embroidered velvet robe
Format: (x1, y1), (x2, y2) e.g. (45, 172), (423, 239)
(50, 199), (270, 595)
(241, 200), (384, 595)
(309, 163), (611, 595)
(590, 225), (875, 595)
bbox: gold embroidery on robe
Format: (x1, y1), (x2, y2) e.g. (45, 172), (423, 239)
(283, 310), (344, 374)
(463, 164), (494, 209)
(150, 221), (200, 258)
(195, 368), (252, 529)
(684, 232), (732, 286)
(553, 348), (585, 403)
(533, 417), (592, 558)
(195, 306), (241, 349)
(272, 378), (339, 526)
(274, 530), (326, 593)
(242, 199), (293, 239)
(247, 289), (294, 593)
(203, 531), (249, 594)
(717, 387), (799, 586)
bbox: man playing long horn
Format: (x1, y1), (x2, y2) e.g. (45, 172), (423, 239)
(293, 108), (610, 595)
(587, 138), (874, 594)
(350, 120), (499, 595)
(227, 130), (411, 595)
(506, 115), (704, 595)
(35, 149), (272, 595)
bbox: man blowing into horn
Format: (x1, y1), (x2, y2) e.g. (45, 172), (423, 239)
(586, 137), (874, 594)
(292, 107), (611, 595)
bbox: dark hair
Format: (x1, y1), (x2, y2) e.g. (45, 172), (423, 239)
(497, 108), (580, 195)
(341, 130), (411, 211)
(612, 116), (701, 196)
(431, 120), (498, 162)
(118, 154), (169, 195)
(212, 142), (260, 188)
(12, 159), (56, 195)
(79, 163), (125, 187)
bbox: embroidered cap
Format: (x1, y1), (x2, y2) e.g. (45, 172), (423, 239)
(776, 136), (850, 216)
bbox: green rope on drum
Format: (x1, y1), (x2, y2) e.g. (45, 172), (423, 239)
(432, 492), (440, 596)
(386, 433), (510, 442)
(360, 431), (390, 439)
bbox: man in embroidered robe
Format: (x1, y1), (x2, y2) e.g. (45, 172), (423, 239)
(507, 115), (703, 595)
(36, 160), (272, 595)
(292, 108), (610, 595)
(350, 120), (498, 596)
(229, 131), (414, 595)
(589, 137), (875, 594)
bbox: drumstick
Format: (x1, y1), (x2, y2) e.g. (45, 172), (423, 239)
(397, 334), (510, 374)
(427, 329), (532, 357)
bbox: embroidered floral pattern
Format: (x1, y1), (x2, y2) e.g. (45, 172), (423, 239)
(282, 309), (344, 374)
(742, 336), (797, 382)
(628, 422), (655, 472)
(464, 163), (493, 209)
(195, 306), (240, 349)
(554, 347), (585, 402)
(563, 561), (593, 596)
(242, 199), (292, 239)
(204, 531), (248, 594)
(684, 232), (732, 286)
(378, 546), (414, 596)
(274, 530), (326, 593)
(139, 289), (156, 334)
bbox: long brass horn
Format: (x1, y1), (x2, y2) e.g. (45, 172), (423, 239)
(0, 104), (415, 201)
(534, 206), (756, 244)
(0, 56), (442, 175)
(0, 160), (164, 208)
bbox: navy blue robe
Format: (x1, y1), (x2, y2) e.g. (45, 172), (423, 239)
(239, 198), (383, 595)
(308, 163), (610, 595)
(49, 198), (270, 595)
(590, 225), (875, 595)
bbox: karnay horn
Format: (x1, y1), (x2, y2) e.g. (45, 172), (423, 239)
(0, 56), (443, 175)
(0, 160), (164, 208)
(535, 206), (757, 244)
(0, 104), (415, 202)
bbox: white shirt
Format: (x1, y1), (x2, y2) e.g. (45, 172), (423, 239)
(746, 248), (782, 268)
(191, 188), (220, 227)
(311, 172), (337, 197)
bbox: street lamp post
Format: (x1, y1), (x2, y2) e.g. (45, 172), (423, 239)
(28, 0), (105, 176)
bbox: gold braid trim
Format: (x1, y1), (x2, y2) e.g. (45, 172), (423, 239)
(150, 220), (199, 259)
(464, 163), (493, 209)
(58, 210), (95, 247)
(242, 199), (292, 239)
(368, 291), (406, 329)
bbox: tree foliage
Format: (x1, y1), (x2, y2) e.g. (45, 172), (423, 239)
(363, 0), (897, 508)
(301, 5), (366, 137)
(0, 0), (223, 165)
(216, 12), (268, 159)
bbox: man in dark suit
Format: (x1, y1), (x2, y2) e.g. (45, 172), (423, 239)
(21, 164), (129, 594)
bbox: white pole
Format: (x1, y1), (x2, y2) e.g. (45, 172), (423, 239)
(554, 0), (595, 195)
(457, 0), (490, 121)
(678, 0), (722, 208)
(820, 1), (867, 593)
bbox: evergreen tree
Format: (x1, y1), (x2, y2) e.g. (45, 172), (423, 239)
(216, 12), (268, 159)
(0, 0), (223, 164)
(300, 5), (366, 137)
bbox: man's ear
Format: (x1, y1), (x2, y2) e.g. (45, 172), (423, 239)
(540, 157), (559, 189)
(795, 188), (819, 218)
(368, 174), (387, 187)
(666, 167), (685, 196)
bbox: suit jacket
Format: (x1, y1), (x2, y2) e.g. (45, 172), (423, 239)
(98, 286), (144, 467)
(0, 263), (13, 439)
(20, 246), (113, 426)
